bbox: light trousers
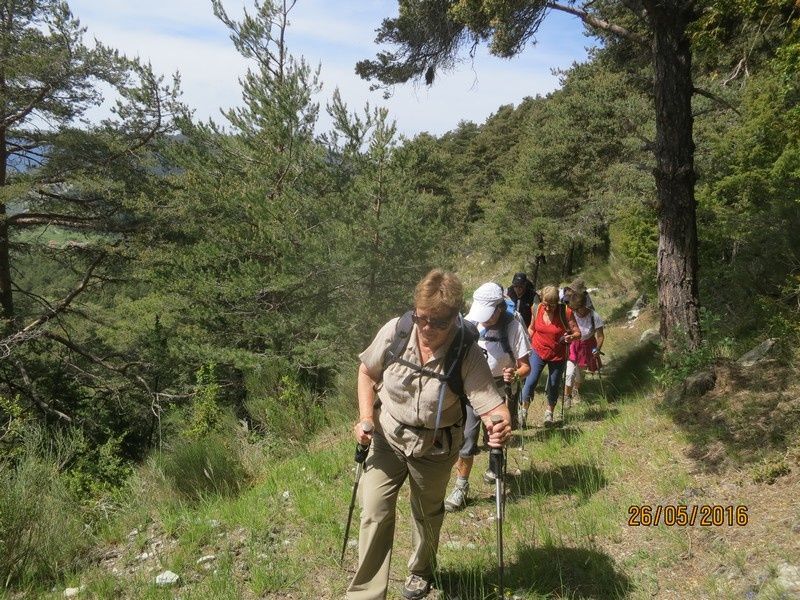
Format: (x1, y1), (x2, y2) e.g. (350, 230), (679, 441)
(346, 429), (459, 600)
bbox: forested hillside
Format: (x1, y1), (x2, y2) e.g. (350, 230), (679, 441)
(1, 0), (798, 596)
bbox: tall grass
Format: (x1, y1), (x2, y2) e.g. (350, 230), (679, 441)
(160, 435), (248, 501)
(0, 439), (93, 588)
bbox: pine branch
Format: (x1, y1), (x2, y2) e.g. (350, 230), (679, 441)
(693, 87), (741, 115)
(547, 2), (649, 45)
(12, 359), (73, 422)
(43, 332), (153, 396)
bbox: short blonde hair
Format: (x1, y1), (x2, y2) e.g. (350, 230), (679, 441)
(414, 269), (463, 316)
(541, 285), (559, 304)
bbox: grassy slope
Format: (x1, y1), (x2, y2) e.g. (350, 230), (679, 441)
(19, 269), (800, 600)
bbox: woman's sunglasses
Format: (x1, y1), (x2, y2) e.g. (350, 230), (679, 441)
(411, 312), (452, 330)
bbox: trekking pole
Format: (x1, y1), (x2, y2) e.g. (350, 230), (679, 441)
(489, 414), (505, 598)
(502, 382), (512, 503)
(561, 336), (570, 424)
(504, 380), (515, 435)
(595, 349), (606, 399)
(340, 420), (373, 566)
(514, 375), (531, 452)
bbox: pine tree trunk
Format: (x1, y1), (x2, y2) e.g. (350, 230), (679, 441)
(528, 253), (546, 291)
(647, 1), (701, 350)
(562, 240), (575, 280)
(0, 125), (14, 328)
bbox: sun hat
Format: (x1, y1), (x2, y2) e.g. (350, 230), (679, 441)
(568, 278), (587, 296)
(465, 282), (505, 324)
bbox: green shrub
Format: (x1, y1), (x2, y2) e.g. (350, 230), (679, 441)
(64, 434), (134, 499)
(652, 308), (735, 387)
(245, 374), (326, 444)
(0, 447), (92, 587)
(0, 394), (27, 463)
(161, 435), (247, 501)
(185, 364), (225, 440)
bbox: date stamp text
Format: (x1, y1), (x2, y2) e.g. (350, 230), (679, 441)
(627, 504), (749, 527)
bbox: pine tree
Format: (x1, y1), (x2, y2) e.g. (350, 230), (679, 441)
(0, 0), (182, 423)
(356, 0), (708, 349)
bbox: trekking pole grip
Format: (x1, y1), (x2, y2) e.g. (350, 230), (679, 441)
(489, 414), (504, 477)
(354, 421), (374, 463)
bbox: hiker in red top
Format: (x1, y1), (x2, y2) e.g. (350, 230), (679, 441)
(519, 285), (580, 426)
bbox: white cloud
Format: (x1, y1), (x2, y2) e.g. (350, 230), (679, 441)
(68, 0), (591, 136)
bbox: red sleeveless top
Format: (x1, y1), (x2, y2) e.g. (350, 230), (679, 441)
(531, 304), (571, 362)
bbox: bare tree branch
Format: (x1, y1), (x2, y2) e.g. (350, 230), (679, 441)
(8, 212), (100, 229)
(33, 187), (97, 206)
(12, 359), (72, 422)
(547, 2), (648, 45)
(2, 84), (55, 128)
(693, 86), (741, 115)
(43, 331), (153, 396)
(0, 255), (103, 358)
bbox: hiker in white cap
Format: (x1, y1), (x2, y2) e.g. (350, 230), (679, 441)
(443, 282), (531, 512)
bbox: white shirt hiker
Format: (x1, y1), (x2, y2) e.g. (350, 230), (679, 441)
(574, 310), (604, 341)
(473, 313), (531, 377)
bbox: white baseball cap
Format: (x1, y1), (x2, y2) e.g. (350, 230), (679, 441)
(465, 282), (505, 323)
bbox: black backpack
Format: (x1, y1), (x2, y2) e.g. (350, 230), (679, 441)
(381, 310), (479, 432)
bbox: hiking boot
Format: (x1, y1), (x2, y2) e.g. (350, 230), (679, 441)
(564, 395), (572, 409)
(543, 409), (554, 425)
(402, 574), (431, 599)
(444, 481), (469, 512)
(483, 468), (497, 485)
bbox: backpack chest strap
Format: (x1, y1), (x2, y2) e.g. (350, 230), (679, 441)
(390, 356), (448, 383)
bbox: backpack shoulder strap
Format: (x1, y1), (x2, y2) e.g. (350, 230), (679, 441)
(382, 310), (414, 375)
(498, 311), (515, 361)
(559, 303), (570, 330)
(435, 317), (478, 431)
(445, 318), (479, 399)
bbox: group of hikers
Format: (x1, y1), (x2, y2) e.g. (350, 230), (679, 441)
(346, 269), (605, 599)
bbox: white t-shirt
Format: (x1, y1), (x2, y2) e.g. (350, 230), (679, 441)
(472, 313), (531, 376)
(574, 310), (604, 340)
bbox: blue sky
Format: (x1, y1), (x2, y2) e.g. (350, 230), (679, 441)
(69, 0), (594, 138)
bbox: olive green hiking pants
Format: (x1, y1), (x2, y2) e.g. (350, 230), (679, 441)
(346, 430), (459, 600)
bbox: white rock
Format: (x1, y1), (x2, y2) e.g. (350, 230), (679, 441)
(776, 563), (800, 593)
(640, 328), (661, 345)
(196, 555), (216, 565)
(738, 338), (777, 368)
(155, 570), (180, 587)
(64, 586), (84, 598)
(207, 519), (221, 528)
(282, 490), (290, 500)
(626, 294), (648, 321)
(137, 552), (151, 561)
(127, 528), (139, 538)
